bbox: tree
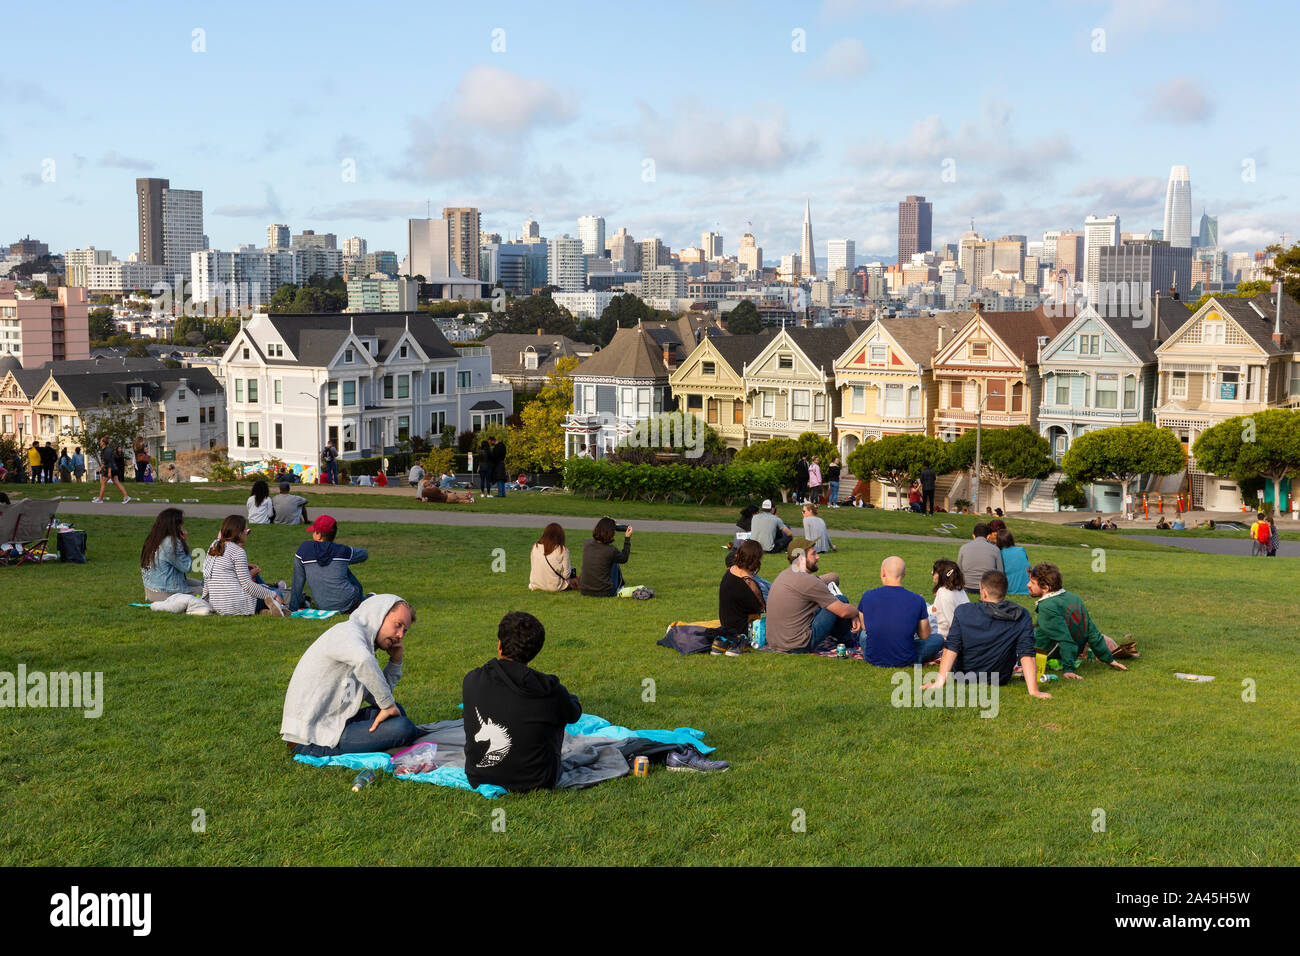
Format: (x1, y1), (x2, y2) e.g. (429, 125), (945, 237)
(484, 294), (577, 338)
(848, 433), (953, 506)
(87, 307), (116, 341)
(30, 281), (56, 300)
(735, 432), (836, 499)
(1061, 422), (1186, 508)
(512, 355), (579, 473)
(1263, 242), (1300, 303)
(74, 399), (151, 461)
(726, 300), (763, 335)
(1192, 410), (1300, 511)
(953, 425), (1054, 511)
(419, 299), (493, 318)
(1186, 280), (1272, 312)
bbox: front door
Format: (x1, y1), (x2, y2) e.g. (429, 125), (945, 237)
(1053, 431), (1067, 463)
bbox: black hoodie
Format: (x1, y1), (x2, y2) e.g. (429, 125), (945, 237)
(943, 599), (1035, 685)
(463, 658), (582, 792)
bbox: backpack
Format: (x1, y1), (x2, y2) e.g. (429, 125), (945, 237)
(1255, 522), (1270, 543)
(658, 621), (721, 654)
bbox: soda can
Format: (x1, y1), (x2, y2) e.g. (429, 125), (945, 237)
(632, 756), (649, 777)
(836, 643), (846, 658)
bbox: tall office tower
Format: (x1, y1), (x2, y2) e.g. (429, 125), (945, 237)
(605, 227), (638, 270)
(638, 237), (669, 271)
(267, 224), (290, 250)
(1097, 239), (1192, 309)
(1162, 165), (1192, 249)
(827, 239), (855, 274)
(738, 232), (763, 274)
(162, 188), (205, 282)
(136, 178), (169, 266)
(991, 237), (1025, 275)
(799, 200), (817, 277)
(577, 215), (606, 257)
(443, 207), (481, 280)
(897, 194), (933, 264)
(292, 230), (338, 250)
(701, 231), (723, 259)
(1084, 215), (1121, 302)
(1197, 211), (1219, 250)
(523, 218), (540, 240)
(342, 237), (367, 258)
(1041, 230), (1061, 268)
(548, 235), (586, 292)
(1054, 231), (1084, 281)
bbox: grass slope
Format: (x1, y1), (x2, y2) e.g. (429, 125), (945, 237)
(1, 516), (1294, 866)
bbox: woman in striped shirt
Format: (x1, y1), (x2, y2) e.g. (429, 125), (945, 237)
(202, 514), (286, 616)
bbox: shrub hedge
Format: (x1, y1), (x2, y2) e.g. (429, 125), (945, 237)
(562, 457), (782, 505)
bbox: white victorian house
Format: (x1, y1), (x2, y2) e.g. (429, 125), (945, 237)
(220, 311), (513, 473)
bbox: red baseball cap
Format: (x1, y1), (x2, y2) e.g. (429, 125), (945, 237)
(309, 515), (337, 534)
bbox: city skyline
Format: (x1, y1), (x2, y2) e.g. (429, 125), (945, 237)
(2, 1), (1295, 261)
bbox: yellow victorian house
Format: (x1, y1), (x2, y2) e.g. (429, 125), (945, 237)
(742, 326), (859, 444)
(669, 331), (774, 449)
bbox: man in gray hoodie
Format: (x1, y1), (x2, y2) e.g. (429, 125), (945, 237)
(288, 515), (368, 613)
(281, 593), (419, 756)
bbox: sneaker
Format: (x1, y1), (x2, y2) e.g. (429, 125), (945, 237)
(92, 496), (104, 503)
(710, 639), (727, 656)
(724, 643), (744, 657)
(666, 749), (730, 773)
(121, 496), (134, 503)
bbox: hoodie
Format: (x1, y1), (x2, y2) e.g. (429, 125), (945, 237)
(462, 658), (582, 792)
(944, 599), (1035, 684)
(280, 593), (405, 747)
(289, 539), (368, 612)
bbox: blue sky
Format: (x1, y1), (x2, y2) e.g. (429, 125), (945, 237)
(2, 0), (1295, 266)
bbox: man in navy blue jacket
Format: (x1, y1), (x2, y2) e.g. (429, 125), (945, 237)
(289, 515), (369, 613)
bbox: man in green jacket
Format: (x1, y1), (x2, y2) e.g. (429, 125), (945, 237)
(1028, 562), (1131, 681)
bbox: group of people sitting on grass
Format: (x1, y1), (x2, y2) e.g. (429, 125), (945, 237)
(528, 517), (636, 597)
(246, 480), (309, 525)
(140, 508), (370, 617)
(737, 499), (836, 556)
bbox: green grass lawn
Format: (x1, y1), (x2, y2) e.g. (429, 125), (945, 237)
(2, 515), (1295, 866)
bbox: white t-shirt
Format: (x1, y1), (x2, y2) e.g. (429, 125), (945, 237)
(931, 587), (970, 638)
(246, 495), (274, 524)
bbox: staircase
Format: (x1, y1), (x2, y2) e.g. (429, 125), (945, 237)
(1024, 472), (1064, 513)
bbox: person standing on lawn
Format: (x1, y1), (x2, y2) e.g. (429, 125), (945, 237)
(72, 446), (86, 482)
(321, 439), (339, 485)
(920, 463), (937, 515)
(93, 436), (133, 503)
(1028, 562), (1135, 680)
(793, 453), (810, 504)
(489, 435), (508, 498)
(807, 456), (823, 505)
(826, 456), (842, 507)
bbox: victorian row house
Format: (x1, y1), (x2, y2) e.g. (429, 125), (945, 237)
(668, 331), (774, 449)
(741, 326), (859, 445)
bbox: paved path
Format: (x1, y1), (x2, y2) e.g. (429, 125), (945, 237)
(1126, 535), (1298, 557)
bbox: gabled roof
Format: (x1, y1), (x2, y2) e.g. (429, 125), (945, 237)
(263, 312), (459, 366)
(1103, 298), (1182, 364)
(1213, 292), (1300, 355)
(45, 366), (222, 410)
(9, 368), (49, 397)
(704, 331), (776, 372)
(476, 333), (592, 377)
(869, 315), (954, 369)
(975, 306), (1075, 364)
(572, 324), (670, 380)
(780, 326), (859, 371)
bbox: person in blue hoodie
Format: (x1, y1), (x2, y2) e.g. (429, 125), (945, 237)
(289, 515), (369, 613)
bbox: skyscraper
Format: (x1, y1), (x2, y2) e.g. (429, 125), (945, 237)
(267, 224), (290, 250)
(523, 218), (540, 240)
(606, 227), (638, 270)
(577, 216), (606, 258)
(136, 178), (168, 266)
(827, 239), (855, 274)
(1055, 231), (1084, 281)
(701, 231), (723, 259)
(1197, 211), (1219, 250)
(898, 195), (933, 263)
(1084, 214), (1121, 303)
(162, 188), (205, 282)
(799, 199), (817, 278)
(738, 232), (762, 274)
(638, 237), (669, 271)
(548, 235), (586, 292)
(1162, 165), (1192, 249)
(443, 207), (481, 280)
(342, 236), (367, 258)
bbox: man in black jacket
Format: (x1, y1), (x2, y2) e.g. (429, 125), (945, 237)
(488, 436), (508, 498)
(793, 453), (810, 504)
(920, 464), (937, 515)
(463, 612), (582, 792)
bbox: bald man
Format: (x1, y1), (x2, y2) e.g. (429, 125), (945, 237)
(855, 556), (942, 666)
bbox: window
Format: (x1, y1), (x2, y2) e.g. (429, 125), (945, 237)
(242, 347), (249, 360)
(247, 380), (258, 403)
(1056, 375), (1070, 405)
(869, 344), (887, 364)
(343, 381), (356, 406)
(249, 422), (259, 448)
(814, 393), (826, 422)
(908, 386), (921, 418)
(1011, 381), (1024, 413)
(851, 385), (866, 414)
(199, 406), (206, 424)
(328, 425), (338, 447)
(620, 387), (635, 418)
(762, 391), (775, 417)
(458, 371), (472, 389)
(687, 395), (703, 411)
(236, 422), (245, 447)
(950, 380), (964, 409)
(637, 388), (651, 419)
(883, 384), (904, 417)
(1170, 371), (1187, 399)
(430, 371), (446, 395)
(431, 411), (446, 435)
(969, 341), (989, 359)
(792, 390), (810, 420)
(986, 379), (1006, 412)
(343, 423), (356, 453)
(1291, 362), (1300, 396)
(383, 376), (394, 400)
(1202, 318), (1225, 346)
(733, 400), (744, 424)
(209, 405), (215, 422)
(1219, 369), (1239, 400)
(707, 398), (718, 423)
(327, 382), (339, 406)
(345, 348), (354, 363)
(702, 361), (715, 376)
(1123, 374), (1136, 410)
(1245, 366), (1259, 402)
(400, 345), (408, 359)
(653, 389), (663, 414)
(235, 380), (244, 403)
(275, 423), (283, 449)
(398, 375), (409, 399)
(176, 415), (189, 424)
(1079, 334), (1099, 355)
(524, 350), (539, 370)
(582, 384), (596, 414)
(51, 390), (60, 402)
(778, 353), (793, 370)
(274, 379), (282, 404)
(397, 416), (410, 441)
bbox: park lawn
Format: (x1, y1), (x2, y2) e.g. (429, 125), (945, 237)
(10, 481), (1178, 551)
(1, 516), (1295, 867)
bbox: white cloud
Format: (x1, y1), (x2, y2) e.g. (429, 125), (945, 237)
(99, 150), (154, 171)
(631, 102), (815, 175)
(1143, 77), (1214, 123)
(450, 64), (577, 134)
(809, 38), (871, 79)
(1071, 174), (1166, 208)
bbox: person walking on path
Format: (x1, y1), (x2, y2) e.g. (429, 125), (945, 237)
(93, 437), (133, 503)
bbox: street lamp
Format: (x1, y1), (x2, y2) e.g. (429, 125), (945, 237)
(969, 379), (990, 513)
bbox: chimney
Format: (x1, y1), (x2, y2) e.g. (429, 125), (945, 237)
(1274, 283), (1286, 347)
(937, 325), (947, 350)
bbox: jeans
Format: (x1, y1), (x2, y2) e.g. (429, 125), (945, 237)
(800, 607), (853, 652)
(325, 462), (338, 485)
(754, 574), (772, 602)
(828, 480), (839, 504)
(914, 633), (945, 663)
(496, 479), (506, 497)
(608, 561), (624, 597)
(769, 530), (793, 554)
(292, 702), (418, 757)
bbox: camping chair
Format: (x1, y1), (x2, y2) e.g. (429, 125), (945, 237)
(2, 498), (60, 566)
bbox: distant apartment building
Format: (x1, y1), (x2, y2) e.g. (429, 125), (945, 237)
(1083, 215), (1121, 303)
(405, 216), (490, 299)
(0, 286), (91, 367)
(192, 247), (297, 312)
(267, 224), (290, 249)
(738, 233), (763, 274)
(701, 231), (724, 260)
(642, 266), (687, 299)
(577, 216), (606, 258)
(638, 238), (669, 271)
(444, 207), (481, 280)
(64, 247), (114, 288)
(292, 230), (337, 250)
(136, 178), (206, 283)
(1096, 239), (1192, 308)
(85, 261), (167, 296)
(342, 237), (367, 258)
(827, 239), (856, 274)
(9, 236), (49, 261)
(1055, 230), (1084, 281)
(548, 236), (586, 293)
(345, 276), (419, 313)
(605, 228), (639, 271)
